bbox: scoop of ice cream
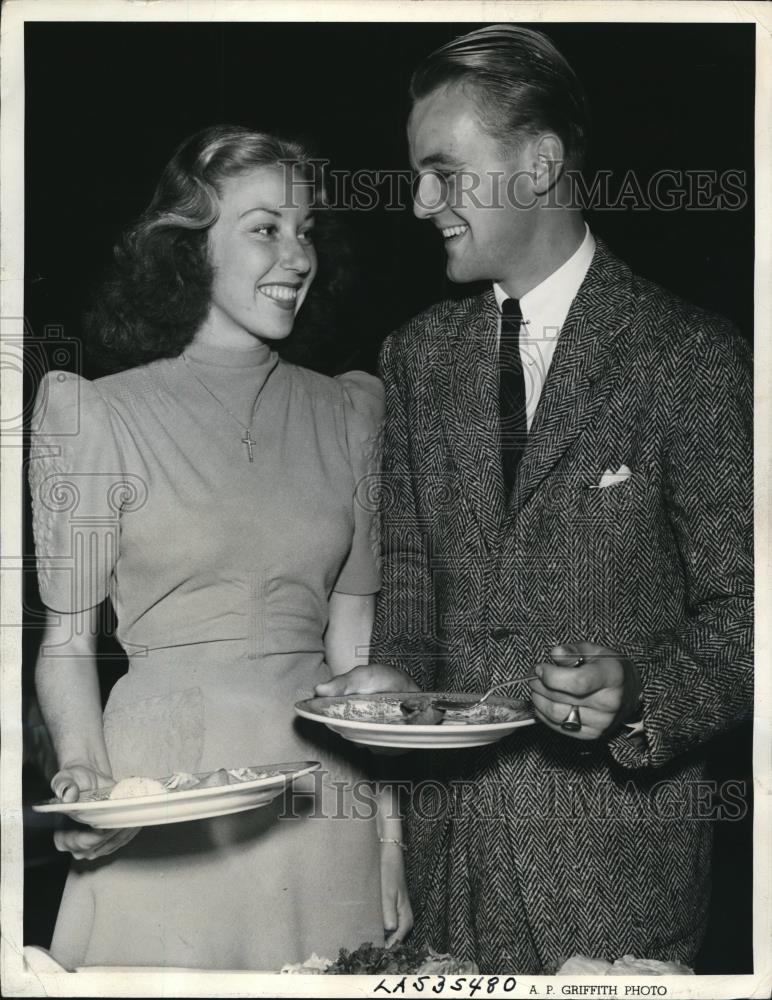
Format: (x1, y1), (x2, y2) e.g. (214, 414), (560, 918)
(108, 776), (167, 799)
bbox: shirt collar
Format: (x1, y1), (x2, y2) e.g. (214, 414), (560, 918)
(493, 224), (596, 331)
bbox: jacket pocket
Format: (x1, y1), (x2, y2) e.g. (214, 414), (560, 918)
(577, 468), (655, 519)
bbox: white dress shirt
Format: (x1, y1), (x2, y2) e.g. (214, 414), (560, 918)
(493, 225), (596, 430)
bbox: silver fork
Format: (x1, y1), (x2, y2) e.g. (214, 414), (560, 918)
(431, 677), (538, 712)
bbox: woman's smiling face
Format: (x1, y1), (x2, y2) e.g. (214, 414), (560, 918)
(203, 165), (318, 347)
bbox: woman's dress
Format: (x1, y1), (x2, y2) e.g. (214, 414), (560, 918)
(29, 339), (386, 970)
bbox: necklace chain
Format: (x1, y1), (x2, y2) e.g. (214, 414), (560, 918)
(181, 353), (278, 462)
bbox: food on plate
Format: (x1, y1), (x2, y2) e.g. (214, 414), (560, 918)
(320, 695), (528, 726)
(445, 702), (524, 724)
(226, 767), (270, 782)
(108, 776), (167, 799)
(106, 767), (276, 800)
(163, 771), (201, 791)
(197, 768), (231, 788)
(400, 700), (447, 726)
(556, 954), (694, 976)
(54, 765), (283, 806)
(282, 941), (479, 975)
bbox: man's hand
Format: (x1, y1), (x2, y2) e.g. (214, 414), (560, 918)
(315, 663), (419, 697)
(51, 761), (140, 861)
(529, 642), (642, 741)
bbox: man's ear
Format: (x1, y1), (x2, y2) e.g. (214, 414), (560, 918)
(532, 133), (565, 194)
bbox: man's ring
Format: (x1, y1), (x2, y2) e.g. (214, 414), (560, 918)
(561, 705), (582, 731)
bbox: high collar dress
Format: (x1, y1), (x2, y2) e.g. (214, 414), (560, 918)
(29, 340), (386, 970)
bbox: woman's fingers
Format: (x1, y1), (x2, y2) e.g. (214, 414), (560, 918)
(50, 766), (136, 861)
(382, 879), (398, 945)
(78, 828), (137, 860)
(316, 664), (418, 697)
(380, 842), (414, 948)
(84, 827), (136, 857)
(51, 773), (82, 803)
(382, 876), (414, 947)
(54, 825), (138, 861)
(54, 828), (108, 854)
(388, 894), (414, 946)
(51, 763), (114, 803)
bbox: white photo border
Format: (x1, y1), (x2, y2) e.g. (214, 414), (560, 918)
(1, 1), (770, 998)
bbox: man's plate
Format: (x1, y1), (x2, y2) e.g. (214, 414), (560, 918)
(295, 693), (535, 749)
(31, 761), (321, 829)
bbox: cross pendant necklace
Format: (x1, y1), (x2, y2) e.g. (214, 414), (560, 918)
(181, 353), (278, 463)
(241, 429), (255, 463)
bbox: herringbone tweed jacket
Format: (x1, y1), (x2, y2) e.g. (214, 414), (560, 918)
(369, 238), (753, 973)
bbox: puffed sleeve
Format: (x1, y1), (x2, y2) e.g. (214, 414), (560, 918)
(28, 371), (126, 613)
(332, 371), (385, 596)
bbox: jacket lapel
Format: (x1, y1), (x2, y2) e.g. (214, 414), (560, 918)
(509, 240), (636, 519)
(432, 289), (503, 551)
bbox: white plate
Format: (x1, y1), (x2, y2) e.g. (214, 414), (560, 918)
(32, 761), (320, 829)
(295, 693), (535, 749)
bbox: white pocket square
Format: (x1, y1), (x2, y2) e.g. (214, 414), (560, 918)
(593, 464), (632, 489)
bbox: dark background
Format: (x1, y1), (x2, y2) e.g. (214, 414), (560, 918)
(22, 21), (755, 972)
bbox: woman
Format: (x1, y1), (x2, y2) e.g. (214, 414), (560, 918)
(29, 125), (413, 970)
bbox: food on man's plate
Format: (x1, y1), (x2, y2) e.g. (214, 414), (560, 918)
(281, 941), (479, 975)
(320, 695), (528, 726)
(400, 700), (447, 726)
(108, 776), (167, 799)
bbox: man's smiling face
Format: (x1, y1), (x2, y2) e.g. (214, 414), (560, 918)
(408, 83), (538, 286)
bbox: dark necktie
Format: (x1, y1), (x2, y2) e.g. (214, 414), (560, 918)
(499, 297), (527, 500)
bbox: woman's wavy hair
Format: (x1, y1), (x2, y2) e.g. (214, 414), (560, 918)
(87, 125), (349, 372)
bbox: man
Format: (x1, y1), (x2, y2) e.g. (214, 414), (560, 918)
(319, 25), (753, 972)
